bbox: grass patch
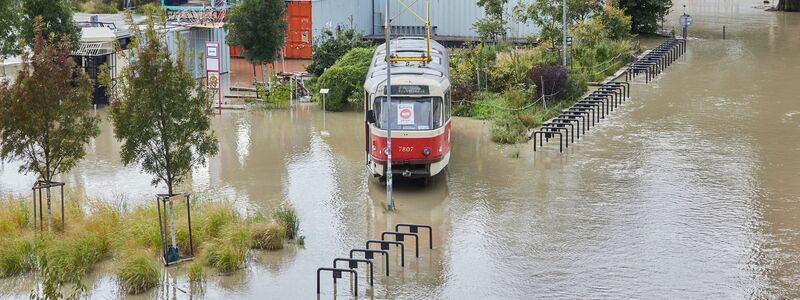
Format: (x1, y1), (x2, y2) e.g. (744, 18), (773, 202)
(117, 253), (159, 295)
(250, 222), (285, 251)
(295, 235), (305, 246)
(272, 206), (299, 240)
(0, 195), (304, 293)
(188, 262), (206, 282)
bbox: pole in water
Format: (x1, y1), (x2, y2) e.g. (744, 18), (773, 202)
(723, 25), (726, 40)
(385, 0), (394, 211)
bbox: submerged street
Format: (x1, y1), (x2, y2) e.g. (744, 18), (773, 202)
(1, 0), (800, 298)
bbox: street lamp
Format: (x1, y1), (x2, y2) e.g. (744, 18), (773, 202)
(384, 0), (394, 211)
(679, 5), (693, 40)
(320, 88), (330, 137)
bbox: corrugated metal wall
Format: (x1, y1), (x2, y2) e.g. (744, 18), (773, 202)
(312, 0), (538, 39)
(165, 27), (231, 79)
(311, 0), (372, 39)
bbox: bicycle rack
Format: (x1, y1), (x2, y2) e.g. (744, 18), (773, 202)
(381, 231), (420, 258)
(317, 268), (359, 296)
(532, 130), (563, 152)
(333, 258), (374, 286)
(552, 118), (582, 138)
(395, 224), (433, 249)
(350, 249), (390, 276)
(367, 240), (405, 266)
(558, 113), (588, 133)
(542, 123), (575, 144)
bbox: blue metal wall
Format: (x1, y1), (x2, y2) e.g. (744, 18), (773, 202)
(312, 0), (538, 39)
(165, 26), (231, 79)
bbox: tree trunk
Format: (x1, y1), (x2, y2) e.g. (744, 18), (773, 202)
(778, 0), (800, 11)
(46, 186), (51, 232)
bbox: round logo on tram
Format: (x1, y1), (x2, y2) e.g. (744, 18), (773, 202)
(400, 108), (412, 119)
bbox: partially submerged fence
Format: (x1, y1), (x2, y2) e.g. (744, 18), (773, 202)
(316, 223), (434, 296)
(533, 38), (686, 153)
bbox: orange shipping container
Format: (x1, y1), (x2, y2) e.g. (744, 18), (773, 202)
(285, 0), (312, 59)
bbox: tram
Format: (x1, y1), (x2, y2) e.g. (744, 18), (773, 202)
(363, 37), (451, 181)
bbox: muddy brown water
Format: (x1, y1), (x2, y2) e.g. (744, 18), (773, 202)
(2, 1), (800, 298)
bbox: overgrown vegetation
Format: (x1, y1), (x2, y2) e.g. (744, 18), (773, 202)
(448, 5), (635, 143)
(312, 47), (374, 111)
(306, 25), (372, 77)
(614, 0), (672, 34)
(0, 195), (304, 296)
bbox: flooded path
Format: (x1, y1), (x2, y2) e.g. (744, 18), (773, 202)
(2, 0), (800, 298)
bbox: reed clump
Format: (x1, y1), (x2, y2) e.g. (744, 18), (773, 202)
(272, 206), (299, 240)
(117, 253), (160, 294)
(250, 222), (286, 251)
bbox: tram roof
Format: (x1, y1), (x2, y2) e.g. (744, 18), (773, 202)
(364, 37), (450, 93)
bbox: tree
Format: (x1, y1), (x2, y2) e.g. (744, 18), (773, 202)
(515, 0), (603, 43)
(777, 0), (800, 11)
(104, 9), (218, 197)
(614, 0), (672, 34)
(306, 25), (371, 77)
(21, 0), (80, 50)
(474, 0), (509, 42)
(0, 19), (100, 231)
(225, 0), (287, 81)
(0, 0), (21, 57)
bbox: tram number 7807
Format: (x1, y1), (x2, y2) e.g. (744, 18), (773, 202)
(398, 146), (414, 153)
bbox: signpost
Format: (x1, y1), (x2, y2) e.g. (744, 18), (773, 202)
(679, 5), (692, 39)
(320, 88), (330, 137)
(205, 42), (221, 113)
(385, 0), (394, 211)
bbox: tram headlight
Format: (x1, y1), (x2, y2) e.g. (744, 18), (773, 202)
(422, 147), (431, 157)
(438, 146), (443, 153)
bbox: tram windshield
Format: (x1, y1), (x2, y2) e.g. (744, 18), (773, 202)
(373, 97), (443, 130)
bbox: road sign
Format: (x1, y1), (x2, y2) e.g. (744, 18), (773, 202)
(205, 42), (220, 72)
(207, 71), (220, 89)
(680, 14), (693, 27)
(397, 103), (414, 125)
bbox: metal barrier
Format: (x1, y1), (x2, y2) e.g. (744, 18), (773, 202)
(350, 249), (390, 276)
(532, 131), (563, 152)
(395, 223), (433, 249)
(381, 231), (420, 258)
(317, 267), (358, 296)
(367, 239), (405, 266)
(316, 223), (434, 295)
(333, 258), (374, 286)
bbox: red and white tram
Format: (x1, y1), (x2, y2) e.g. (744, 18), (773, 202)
(363, 37), (451, 181)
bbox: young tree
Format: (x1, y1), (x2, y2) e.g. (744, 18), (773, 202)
(105, 9), (219, 197)
(21, 0), (80, 49)
(614, 0), (672, 34)
(225, 0), (287, 81)
(474, 0), (509, 42)
(515, 0), (603, 43)
(0, 20), (100, 232)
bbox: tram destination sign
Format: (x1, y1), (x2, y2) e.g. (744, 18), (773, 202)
(384, 85), (429, 95)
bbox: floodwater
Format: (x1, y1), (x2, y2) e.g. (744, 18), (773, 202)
(2, 0), (800, 298)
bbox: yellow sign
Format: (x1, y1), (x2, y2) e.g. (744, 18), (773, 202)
(207, 71), (220, 90)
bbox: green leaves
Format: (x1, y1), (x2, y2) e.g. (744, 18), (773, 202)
(306, 27), (372, 77)
(615, 0), (672, 34)
(315, 47), (374, 111)
(225, 0), (287, 65)
(107, 9), (219, 195)
(0, 21), (99, 182)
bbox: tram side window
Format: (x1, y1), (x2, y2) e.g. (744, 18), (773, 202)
(432, 97), (442, 128)
(444, 90), (451, 121)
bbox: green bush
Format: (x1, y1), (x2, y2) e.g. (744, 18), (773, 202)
(315, 47), (374, 111)
(307, 27), (372, 77)
(491, 112), (528, 144)
(601, 6), (633, 40)
(272, 206), (299, 239)
(46, 233), (107, 282)
(571, 18), (608, 48)
(117, 253), (159, 294)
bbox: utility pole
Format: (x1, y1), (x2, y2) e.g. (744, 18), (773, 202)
(384, 0), (394, 211)
(562, 0), (567, 67)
